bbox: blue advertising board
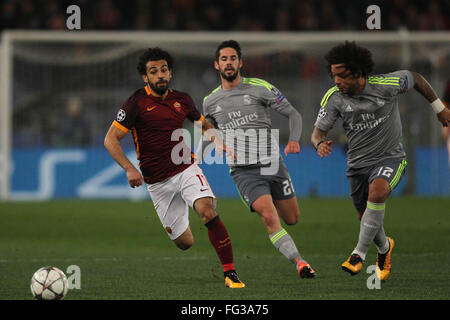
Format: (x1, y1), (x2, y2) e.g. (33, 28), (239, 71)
(8, 146), (449, 200)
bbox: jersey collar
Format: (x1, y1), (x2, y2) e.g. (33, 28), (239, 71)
(145, 85), (173, 99)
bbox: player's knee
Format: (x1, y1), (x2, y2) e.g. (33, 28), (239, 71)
(368, 180), (390, 203)
(174, 229), (194, 250)
(177, 243), (192, 251)
(199, 206), (217, 225)
(194, 198), (217, 224)
(175, 238), (194, 251)
(284, 211), (299, 225)
(288, 207), (301, 225)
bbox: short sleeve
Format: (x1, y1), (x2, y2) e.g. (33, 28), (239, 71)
(368, 70), (415, 97)
(112, 94), (139, 133)
(314, 91), (340, 132)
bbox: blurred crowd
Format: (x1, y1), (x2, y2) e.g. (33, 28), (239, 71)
(4, 0), (450, 149)
(1, 0), (449, 31)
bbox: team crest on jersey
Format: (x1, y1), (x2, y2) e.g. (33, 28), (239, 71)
(376, 98), (385, 106)
(243, 95), (251, 105)
(173, 102), (181, 111)
(117, 109), (126, 122)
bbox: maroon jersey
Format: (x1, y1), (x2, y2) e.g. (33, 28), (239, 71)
(112, 86), (203, 184)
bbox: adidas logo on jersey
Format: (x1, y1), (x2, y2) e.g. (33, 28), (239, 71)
(345, 105), (354, 112)
(216, 105), (223, 112)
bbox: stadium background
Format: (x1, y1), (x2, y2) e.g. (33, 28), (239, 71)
(0, 0), (449, 302)
(1, 0), (449, 200)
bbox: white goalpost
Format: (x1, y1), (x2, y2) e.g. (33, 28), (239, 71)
(1, 30), (449, 200)
(1, 32), (13, 201)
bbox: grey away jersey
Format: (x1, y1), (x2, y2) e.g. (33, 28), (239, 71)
(314, 70), (414, 171)
(203, 77), (302, 168)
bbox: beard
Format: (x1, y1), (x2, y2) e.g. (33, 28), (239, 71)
(345, 84), (359, 95)
(220, 67), (239, 82)
(338, 82), (357, 95)
(149, 80), (169, 96)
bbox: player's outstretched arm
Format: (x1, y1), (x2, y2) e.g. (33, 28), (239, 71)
(311, 126), (333, 158)
(411, 71), (450, 127)
(104, 124), (143, 188)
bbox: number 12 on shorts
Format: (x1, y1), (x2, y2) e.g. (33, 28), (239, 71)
(376, 166), (393, 178)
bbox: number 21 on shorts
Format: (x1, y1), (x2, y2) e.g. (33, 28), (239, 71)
(282, 178), (294, 196)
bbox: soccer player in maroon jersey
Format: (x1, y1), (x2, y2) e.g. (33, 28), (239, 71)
(104, 47), (245, 288)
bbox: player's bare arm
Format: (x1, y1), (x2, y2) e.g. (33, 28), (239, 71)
(201, 117), (236, 159)
(104, 124), (143, 188)
(311, 127), (333, 158)
(411, 71), (438, 103)
(411, 71), (450, 127)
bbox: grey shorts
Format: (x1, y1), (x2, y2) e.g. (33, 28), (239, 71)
(230, 160), (295, 212)
(347, 157), (407, 213)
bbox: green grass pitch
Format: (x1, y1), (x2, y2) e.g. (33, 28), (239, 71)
(0, 197), (448, 300)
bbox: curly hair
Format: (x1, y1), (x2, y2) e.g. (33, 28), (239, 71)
(137, 47), (174, 75)
(215, 40), (242, 61)
(324, 41), (374, 78)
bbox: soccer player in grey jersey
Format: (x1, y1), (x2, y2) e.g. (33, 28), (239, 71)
(203, 40), (315, 278)
(311, 41), (450, 280)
